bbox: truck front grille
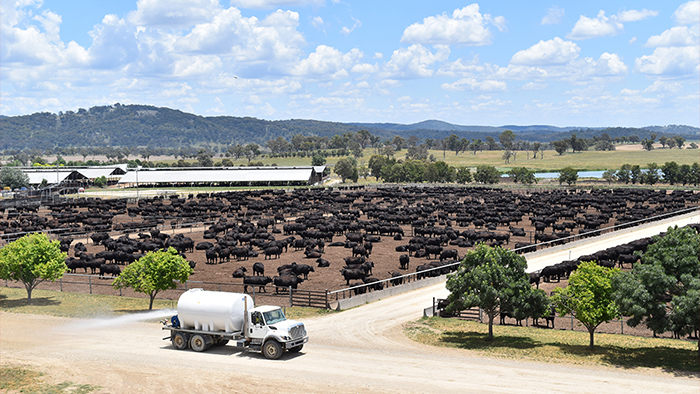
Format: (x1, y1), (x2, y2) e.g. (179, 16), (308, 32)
(289, 324), (306, 340)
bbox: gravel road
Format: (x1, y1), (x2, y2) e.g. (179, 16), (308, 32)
(2, 280), (698, 394)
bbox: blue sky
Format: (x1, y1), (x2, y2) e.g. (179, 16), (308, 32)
(2, 0), (698, 127)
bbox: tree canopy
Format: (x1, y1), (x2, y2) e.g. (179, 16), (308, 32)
(0, 166), (30, 190)
(113, 247), (193, 310)
(558, 167), (578, 185)
(0, 233), (67, 300)
(612, 226), (700, 338)
(552, 261), (620, 347)
(445, 244), (537, 340)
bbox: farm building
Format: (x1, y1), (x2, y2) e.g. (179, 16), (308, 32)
(117, 166), (327, 188)
(20, 165), (127, 186)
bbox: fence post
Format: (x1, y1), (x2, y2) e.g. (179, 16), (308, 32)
(289, 287), (293, 307)
(89, 276), (92, 294)
(620, 316), (624, 334)
(325, 290), (329, 309)
(252, 285), (256, 305)
(60, 277), (63, 292)
(571, 315), (574, 330)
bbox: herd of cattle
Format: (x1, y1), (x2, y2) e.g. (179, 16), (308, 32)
(1, 186), (698, 295)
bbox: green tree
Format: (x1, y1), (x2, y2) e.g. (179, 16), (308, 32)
(244, 144), (260, 163)
(368, 155), (388, 180)
(196, 150), (213, 167)
(602, 170), (616, 184)
(552, 261), (620, 348)
(334, 157), (357, 183)
(113, 247), (193, 310)
(616, 164), (632, 184)
(474, 165), (500, 184)
(0, 233), (67, 300)
(445, 244), (536, 340)
(485, 136), (498, 151)
(499, 130), (516, 151)
(552, 140), (569, 155)
(0, 166), (30, 190)
(674, 136), (685, 149)
(630, 165), (641, 184)
(94, 175), (108, 188)
(612, 226), (700, 340)
(661, 161), (679, 184)
(558, 167), (578, 185)
(311, 154), (326, 166)
(640, 163), (660, 185)
(641, 138), (655, 151)
(455, 167), (472, 183)
(508, 167), (537, 184)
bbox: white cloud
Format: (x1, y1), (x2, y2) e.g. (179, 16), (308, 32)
(88, 14), (139, 69)
(522, 82), (547, 90)
(311, 16), (324, 29)
(567, 10), (623, 40)
(382, 44), (449, 78)
(510, 37), (580, 66)
(436, 56), (485, 77)
(400, 4), (503, 46)
(644, 80), (682, 93)
(636, 46), (700, 75)
(617, 9), (658, 22)
(541, 6), (564, 25)
(673, 1), (700, 25)
(645, 26), (698, 47)
(441, 78), (506, 92)
(291, 45), (364, 78)
(341, 17), (361, 36)
(619, 88), (639, 96)
(629, 37), (637, 44)
(373, 52), (383, 59)
(128, 0), (221, 28)
(350, 63), (378, 74)
(230, 0), (325, 9)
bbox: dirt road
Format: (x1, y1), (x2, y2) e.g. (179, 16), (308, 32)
(2, 280), (698, 394)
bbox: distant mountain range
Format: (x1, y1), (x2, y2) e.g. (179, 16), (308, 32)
(1, 104), (697, 150)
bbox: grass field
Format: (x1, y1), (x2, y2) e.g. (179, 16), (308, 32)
(149, 145), (698, 173)
(405, 317), (699, 374)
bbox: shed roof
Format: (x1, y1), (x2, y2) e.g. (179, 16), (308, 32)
(117, 166), (320, 184)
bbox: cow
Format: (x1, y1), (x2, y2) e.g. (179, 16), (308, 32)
(399, 254), (410, 270)
(273, 275), (303, 294)
(352, 245), (368, 258)
(529, 272), (540, 288)
(99, 264), (121, 278)
(362, 277), (384, 291)
(243, 276), (272, 293)
(263, 246), (281, 259)
(425, 245), (443, 259)
(291, 263), (315, 279)
(231, 267), (247, 278)
(343, 256), (365, 266)
(439, 249), (458, 262)
(205, 249), (218, 265)
(340, 268), (367, 285)
(253, 262), (265, 276)
(316, 258), (330, 267)
(389, 271), (403, 286)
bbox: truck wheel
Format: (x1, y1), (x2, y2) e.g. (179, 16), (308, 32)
(190, 334), (209, 352)
(262, 340), (282, 360)
(288, 345), (303, 353)
(172, 333), (188, 350)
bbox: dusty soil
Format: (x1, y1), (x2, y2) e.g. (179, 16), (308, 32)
(2, 282), (698, 394)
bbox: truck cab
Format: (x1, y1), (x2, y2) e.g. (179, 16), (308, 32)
(247, 306), (307, 358)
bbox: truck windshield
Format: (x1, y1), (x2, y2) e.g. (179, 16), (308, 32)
(263, 309), (286, 325)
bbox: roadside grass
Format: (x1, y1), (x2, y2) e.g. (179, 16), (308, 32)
(405, 317), (699, 374)
(0, 364), (100, 394)
(0, 287), (333, 321)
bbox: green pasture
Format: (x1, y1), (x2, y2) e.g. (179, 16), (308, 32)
(405, 317), (699, 373)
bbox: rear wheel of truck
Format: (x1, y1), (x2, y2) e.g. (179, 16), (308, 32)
(172, 333), (188, 350)
(262, 340), (282, 360)
(288, 345), (303, 353)
(190, 334), (209, 352)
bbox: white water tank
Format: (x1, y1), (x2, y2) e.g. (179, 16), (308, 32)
(177, 289), (254, 333)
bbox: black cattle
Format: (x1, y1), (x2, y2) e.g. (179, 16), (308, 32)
(232, 267), (247, 278)
(243, 276), (272, 293)
(273, 275), (304, 294)
(362, 277), (384, 291)
(253, 262), (265, 276)
(529, 272), (540, 288)
(363, 242), (374, 255)
(344, 256), (365, 266)
(389, 271), (403, 286)
(439, 249), (458, 261)
(399, 254), (410, 270)
(304, 249), (322, 259)
(263, 246), (281, 259)
(99, 264), (121, 277)
(340, 268), (367, 285)
(205, 249), (218, 264)
(352, 245), (368, 258)
(509, 227), (526, 237)
(425, 245), (442, 259)
(195, 242), (214, 250)
(90, 232), (110, 245)
(415, 264), (434, 279)
(292, 263), (315, 279)
(617, 254), (639, 268)
(316, 258), (330, 267)
(514, 242), (536, 254)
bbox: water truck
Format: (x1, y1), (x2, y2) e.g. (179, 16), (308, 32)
(162, 289), (308, 359)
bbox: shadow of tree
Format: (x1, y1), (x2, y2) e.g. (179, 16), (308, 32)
(441, 331), (538, 350)
(0, 297), (61, 308)
(558, 343), (700, 377)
